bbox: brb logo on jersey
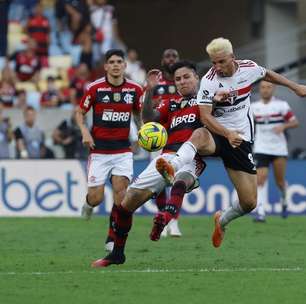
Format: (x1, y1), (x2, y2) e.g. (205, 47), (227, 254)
(102, 110), (130, 122)
(170, 113), (196, 128)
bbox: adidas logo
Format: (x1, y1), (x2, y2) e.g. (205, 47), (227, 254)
(102, 95), (110, 103)
(219, 83), (223, 88)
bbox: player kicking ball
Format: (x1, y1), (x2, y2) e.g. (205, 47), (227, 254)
(156, 37), (306, 248)
(91, 60), (206, 267)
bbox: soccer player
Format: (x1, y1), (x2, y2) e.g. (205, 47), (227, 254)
(76, 49), (143, 252)
(91, 60), (206, 267)
(149, 49), (183, 237)
(155, 37), (306, 248)
(252, 80), (299, 222)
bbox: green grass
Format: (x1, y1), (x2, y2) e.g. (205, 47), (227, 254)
(0, 216), (306, 304)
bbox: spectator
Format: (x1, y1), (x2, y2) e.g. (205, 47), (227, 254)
(52, 106), (87, 159)
(9, 0), (38, 24)
(26, 2), (50, 61)
(55, 0), (92, 67)
(15, 90), (27, 109)
(90, 0), (125, 61)
(0, 80), (16, 107)
(125, 49), (146, 85)
(70, 63), (90, 105)
(40, 142), (55, 159)
(0, 102), (13, 158)
(10, 38), (41, 82)
(1, 62), (17, 85)
(14, 106), (44, 158)
(40, 76), (60, 107)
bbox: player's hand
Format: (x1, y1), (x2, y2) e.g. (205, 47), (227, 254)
(82, 129), (95, 149)
(273, 125), (285, 134)
(213, 90), (230, 103)
(226, 130), (244, 148)
(146, 69), (162, 90)
(293, 84), (306, 97)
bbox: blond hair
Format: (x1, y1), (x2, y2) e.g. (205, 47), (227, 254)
(206, 38), (233, 56)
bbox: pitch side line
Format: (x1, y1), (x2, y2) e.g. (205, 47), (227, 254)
(0, 267), (303, 276)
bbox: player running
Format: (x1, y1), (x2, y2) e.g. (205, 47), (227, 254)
(252, 80), (299, 222)
(155, 37), (306, 248)
(76, 49), (143, 252)
(91, 60), (206, 267)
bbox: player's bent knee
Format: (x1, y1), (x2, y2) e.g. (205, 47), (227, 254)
(190, 128), (209, 149)
(174, 172), (194, 189)
(87, 191), (103, 206)
(121, 188), (152, 212)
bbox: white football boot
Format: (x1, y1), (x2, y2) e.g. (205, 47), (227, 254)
(168, 219), (182, 237)
(81, 202), (93, 220)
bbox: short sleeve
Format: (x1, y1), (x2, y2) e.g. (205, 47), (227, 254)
(133, 85), (144, 112)
(281, 101), (295, 121)
(196, 76), (218, 106)
(245, 60), (266, 84)
(79, 85), (94, 113)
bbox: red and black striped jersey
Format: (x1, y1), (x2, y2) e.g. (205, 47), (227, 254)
(156, 96), (203, 153)
(80, 77), (143, 154)
(152, 75), (181, 108)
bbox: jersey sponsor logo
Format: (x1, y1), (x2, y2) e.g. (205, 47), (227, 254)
(113, 93), (121, 102)
(170, 113), (196, 128)
(219, 83), (223, 88)
(97, 87), (111, 92)
(213, 108), (225, 117)
(102, 110), (130, 122)
(122, 88), (136, 92)
(123, 93), (134, 104)
(237, 78), (248, 84)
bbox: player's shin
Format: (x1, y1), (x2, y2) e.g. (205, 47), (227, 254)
(220, 200), (245, 228)
(255, 182), (268, 221)
(155, 189), (167, 211)
(170, 142), (197, 171)
(105, 204), (118, 251)
(112, 204), (133, 256)
(164, 180), (187, 222)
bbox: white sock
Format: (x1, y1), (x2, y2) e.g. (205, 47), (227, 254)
(257, 182), (268, 217)
(220, 200), (244, 228)
(279, 183), (288, 207)
(170, 141), (197, 171)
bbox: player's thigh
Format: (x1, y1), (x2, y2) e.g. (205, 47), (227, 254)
(121, 188), (154, 212)
(130, 154), (171, 196)
(87, 185), (105, 204)
(226, 168), (257, 211)
(111, 175), (130, 205)
(111, 152), (134, 182)
(256, 167), (269, 186)
(272, 157), (287, 186)
(87, 153), (112, 188)
(189, 127), (216, 155)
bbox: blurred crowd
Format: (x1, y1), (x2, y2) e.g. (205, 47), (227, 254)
(0, 0), (147, 159)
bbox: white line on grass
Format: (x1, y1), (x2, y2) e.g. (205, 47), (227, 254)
(0, 267), (303, 276)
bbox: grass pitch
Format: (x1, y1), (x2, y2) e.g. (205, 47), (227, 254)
(0, 216), (305, 304)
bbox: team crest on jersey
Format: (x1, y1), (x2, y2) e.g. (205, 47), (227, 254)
(102, 95), (110, 103)
(157, 86), (165, 95)
(123, 93), (134, 104)
(113, 93), (121, 102)
(168, 85), (176, 94)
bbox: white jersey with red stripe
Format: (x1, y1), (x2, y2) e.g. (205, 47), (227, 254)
(251, 97), (295, 156)
(197, 60), (266, 142)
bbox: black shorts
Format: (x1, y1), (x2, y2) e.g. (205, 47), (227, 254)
(254, 153), (287, 168)
(211, 133), (256, 175)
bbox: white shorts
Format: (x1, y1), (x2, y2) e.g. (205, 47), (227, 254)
(87, 152), (133, 187)
(130, 153), (205, 195)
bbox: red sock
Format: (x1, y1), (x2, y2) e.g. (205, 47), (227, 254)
(106, 204), (118, 242)
(112, 204), (133, 255)
(164, 181), (187, 222)
(155, 189), (167, 211)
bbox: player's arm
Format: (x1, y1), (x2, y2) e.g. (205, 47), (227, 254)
(142, 88), (160, 123)
(264, 70), (306, 97)
(199, 104), (243, 148)
(142, 69), (162, 123)
(76, 89), (95, 149)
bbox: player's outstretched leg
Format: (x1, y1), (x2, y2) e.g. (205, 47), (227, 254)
(150, 180), (187, 241)
(92, 204), (133, 268)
